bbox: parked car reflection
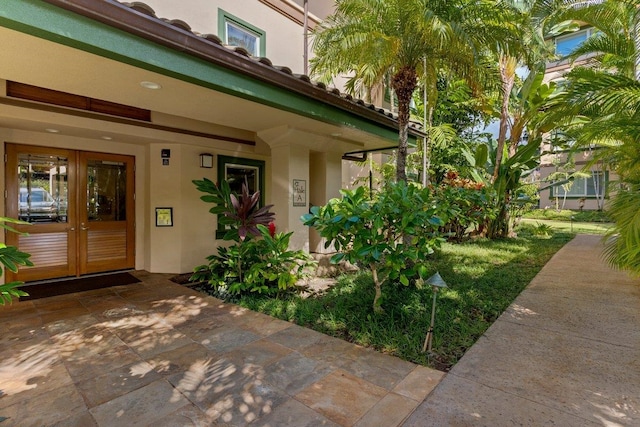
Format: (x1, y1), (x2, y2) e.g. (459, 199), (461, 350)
(19, 187), (67, 222)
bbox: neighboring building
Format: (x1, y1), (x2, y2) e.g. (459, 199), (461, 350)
(0, 0), (422, 284)
(538, 26), (616, 211)
(538, 147), (609, 211)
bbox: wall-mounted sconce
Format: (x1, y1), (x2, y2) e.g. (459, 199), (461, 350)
(199, 153), (213, 168)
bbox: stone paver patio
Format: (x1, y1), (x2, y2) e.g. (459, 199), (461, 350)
(2, 234), (638, 426)
(0, 272), (443, 426)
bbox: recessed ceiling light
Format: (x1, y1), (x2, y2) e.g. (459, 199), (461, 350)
(45, 128), (60, 133)
(140, 81), (162, 90)
(101, 136), (113, 140)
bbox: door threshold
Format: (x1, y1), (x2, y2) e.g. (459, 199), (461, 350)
(23, 269), (135, 286)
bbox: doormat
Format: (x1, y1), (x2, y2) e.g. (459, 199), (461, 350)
(20, 271), (141, 301)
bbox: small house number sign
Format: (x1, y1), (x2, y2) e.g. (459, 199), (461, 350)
(293, 179), (306, 207)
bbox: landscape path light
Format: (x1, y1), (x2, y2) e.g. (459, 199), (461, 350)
(422, 272), (448, 353)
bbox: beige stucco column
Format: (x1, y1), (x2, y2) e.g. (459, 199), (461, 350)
(309, 151), (342, 253)
(259, 126), (353, 252)
(259, 127), (311, 251)
(270, 141), (310, 251)
(147, 143), (183, 273)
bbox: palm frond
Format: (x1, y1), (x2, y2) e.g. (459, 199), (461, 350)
(603, 183), (640, 276)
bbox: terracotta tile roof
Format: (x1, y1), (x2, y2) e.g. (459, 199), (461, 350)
(43, 0), (424, 135)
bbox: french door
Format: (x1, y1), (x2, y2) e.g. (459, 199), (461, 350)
(5, 144), (135, 282)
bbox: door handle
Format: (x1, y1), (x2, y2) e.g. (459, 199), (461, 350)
(81, 226), (89, 231)
(69, 227), (76, 231)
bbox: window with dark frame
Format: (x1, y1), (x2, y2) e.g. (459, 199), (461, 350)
(218, 9), (265, 57)
(216, 155), (265, 239)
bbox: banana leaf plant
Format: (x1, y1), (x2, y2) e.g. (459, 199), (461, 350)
(465, 137), (540, 238)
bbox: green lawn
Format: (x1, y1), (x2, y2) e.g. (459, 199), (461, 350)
(522, 208), (611, 222)
(232, 233), (574, 371)
(519, 218), (613, 235)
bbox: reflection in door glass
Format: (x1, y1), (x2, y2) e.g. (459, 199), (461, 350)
(87, 160), (126, 221)
(225, 164), (259, 195)
(17, 154), (68, 223)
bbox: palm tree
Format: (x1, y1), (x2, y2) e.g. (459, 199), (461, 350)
(311, 0), (516, 183)
(540, 0), (640, 273)
(474, 1), (555, 237)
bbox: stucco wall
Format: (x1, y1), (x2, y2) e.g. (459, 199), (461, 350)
(142, 0), (307, 73)
(0, 129), (277, 276)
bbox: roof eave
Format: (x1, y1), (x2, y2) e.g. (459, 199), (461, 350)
(41, 0), (425, 139)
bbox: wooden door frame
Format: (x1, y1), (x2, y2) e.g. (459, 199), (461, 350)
(4, 143), (77, 282)
(78, 151), (135, 274)
(4, 143), (135, 281)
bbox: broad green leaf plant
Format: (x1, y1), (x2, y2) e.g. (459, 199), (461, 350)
(192, 179), (314, 297)
(0, 217), (32, 305)
(302, 182), (444, 313)
(192, 178), (275, 241)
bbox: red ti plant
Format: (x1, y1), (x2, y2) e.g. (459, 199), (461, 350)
(192, 177), (275, 242)
(226, 182), (275, 241)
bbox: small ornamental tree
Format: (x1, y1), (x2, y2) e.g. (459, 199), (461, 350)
(302, 182), (444, 312)
(192, 178), (314, 296)
(0, 217), (32, 305)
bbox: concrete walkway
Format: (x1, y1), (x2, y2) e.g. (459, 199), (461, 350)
(404, 234), (640, 426)
(1, 234), (637, 426)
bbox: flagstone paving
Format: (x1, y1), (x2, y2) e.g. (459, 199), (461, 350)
(2, 234), (637, 426)
(0, 271), (443, 426)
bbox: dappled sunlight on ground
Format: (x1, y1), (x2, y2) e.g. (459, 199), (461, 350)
(589, 391), (638, 427)
(151, 295), (211, 324)
(169, 356), (278, 425)
(1, 275), (443, 426)
(507, 303), (539, 320)
(0, 342), (59, 396)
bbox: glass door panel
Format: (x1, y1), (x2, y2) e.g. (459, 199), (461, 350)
(87, 160), (127, 222)
(18, 153), (69, 223)
(79, 152), (134, 275)
(5, 144), (76, 282)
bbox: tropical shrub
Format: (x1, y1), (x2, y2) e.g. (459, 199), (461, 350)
(515, 222), (553, 237)
(510, 183), (539, 227)
(0, 217), (32, 305)
(191, 224), (315, 296)
(191, 178), (314, 296)
(464, 138), (541, 238)
(302, 182), (444, 312)
(434, 171), (497, 241)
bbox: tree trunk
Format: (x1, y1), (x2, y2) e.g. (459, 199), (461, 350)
(423, 106), (434, 186)
(371, 264), (383, 313)
(392, 66), (418, 183)
(493, 55), (516, 183)
(634, 6), (640, 81)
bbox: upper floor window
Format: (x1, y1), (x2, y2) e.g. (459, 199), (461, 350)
(218, 9), (266, 57)
(555, 28), (593, 56)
